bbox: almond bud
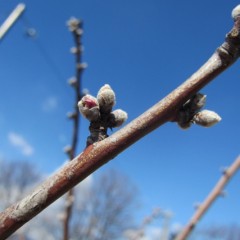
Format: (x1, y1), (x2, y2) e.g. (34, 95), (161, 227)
(78, 95), (100, 121)
(232, 5), (240, 21)
(193, 110), (221, 127)
(68, 77), (78, 88)
(97, 84), (116, 113)
(108, 109), (128, 128)
(67, 17), (81, 32)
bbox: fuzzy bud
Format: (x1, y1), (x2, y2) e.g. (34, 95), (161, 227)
(78, 95), (100, 121)
(108, 109), (128, 128)
(232, 5), (240, 21)
(77, 62), (88, 70)
(67, 17), (81, 32)
(70, 47), (79, 54)
(76, 28), (83, 36)
(193, 110), (222, 127)
(97, 84), (116, 113)
(68, 77), (78, 88)
(81, 88), (89, 96)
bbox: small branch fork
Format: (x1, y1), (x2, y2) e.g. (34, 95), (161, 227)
(1, 6), (240, 240)
(175, 156), (240, 240)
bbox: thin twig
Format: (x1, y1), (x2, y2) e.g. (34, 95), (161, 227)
(175, 156), (240, 240)
(63, 18), (85, 240)
(0, 9), (240, 240)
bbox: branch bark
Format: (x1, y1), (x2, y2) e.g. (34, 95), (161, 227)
(175, 156), (240, 240)
(1, 10), (240, 240)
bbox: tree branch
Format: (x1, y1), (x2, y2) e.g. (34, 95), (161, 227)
(1, 7), (240, 240)
(175, 156), (240, 240)
(63, 17), (85, 240)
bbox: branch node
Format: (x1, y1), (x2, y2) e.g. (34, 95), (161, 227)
(173, 93), (221, 129)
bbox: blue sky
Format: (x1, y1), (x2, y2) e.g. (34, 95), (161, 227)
(0, 0), (240, 233)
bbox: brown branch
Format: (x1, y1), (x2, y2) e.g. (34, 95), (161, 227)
(63, 18), (85, 240)
(1, 8), (240, 240)
(175, 156), (240, 240)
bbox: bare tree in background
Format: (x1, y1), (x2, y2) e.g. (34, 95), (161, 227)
(63, 17), (86, 240)
(0, 160), (40, 209)
(0, 161), (139, 240)
(70, 169), (138, 240)
(194, 224), (240, 240)
(0, 160), (44, 240)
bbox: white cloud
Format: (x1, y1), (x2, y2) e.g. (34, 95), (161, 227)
(42, 97), (58, 112)
(8, 132), (34, 156)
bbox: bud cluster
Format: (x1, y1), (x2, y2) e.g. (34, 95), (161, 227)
(67, 17), (83, 34)
(175, 93), (221, 129)
(78, 84), (128, 145)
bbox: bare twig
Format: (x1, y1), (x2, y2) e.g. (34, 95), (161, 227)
(63, 18), (85, 240)
(175, 156), (240, 240)
(1, 7), (240, 240)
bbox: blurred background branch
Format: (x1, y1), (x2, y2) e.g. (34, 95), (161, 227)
(176, 156), (240, 240)
(62, 17), (86, 240)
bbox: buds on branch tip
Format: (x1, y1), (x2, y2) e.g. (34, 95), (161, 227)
(78, 84), (127, 145)
(67, 17), (82, 32)
(232, 5), (240, 21)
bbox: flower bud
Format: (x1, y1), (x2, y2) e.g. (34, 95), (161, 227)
(70, 47), (79, 54)
(77, 62), (88, 70)
(67, 17), (81, 32)
(78, 95), (100, 121)
(232, 5), (240, 21)
(193, 110), (221, 127)
(97, 84), (116, 113)
(68, 77), (78, 88)
(108, 109), (128, 128)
